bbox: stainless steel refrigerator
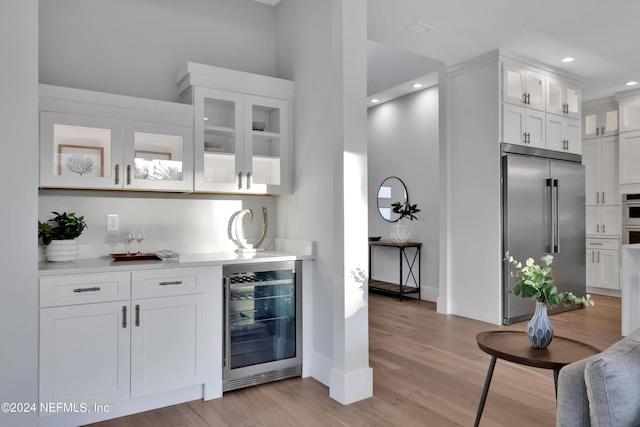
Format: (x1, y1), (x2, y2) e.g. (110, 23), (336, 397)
(502, 143), (586, 325)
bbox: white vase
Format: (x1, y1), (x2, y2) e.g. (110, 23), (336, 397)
(45, 239), (79, 262)
(527, 301), (554, 348)
(390, 220), (411, 243)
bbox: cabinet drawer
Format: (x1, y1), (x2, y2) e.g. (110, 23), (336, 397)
(586, 239), (620, 250)
(40, 272), (131, 308)
(132, 267), (210, 298)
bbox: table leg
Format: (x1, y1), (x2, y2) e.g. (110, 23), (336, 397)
(554, 369), (559, 399)
(474, 356), (497, 427)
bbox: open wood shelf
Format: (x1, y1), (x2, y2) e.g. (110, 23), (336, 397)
(368, 279), (419, 295)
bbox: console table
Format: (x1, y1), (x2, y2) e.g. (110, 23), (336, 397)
(368, 240), (421, 301)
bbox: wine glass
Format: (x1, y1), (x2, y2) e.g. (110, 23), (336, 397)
(123, 230), (135, 255)
(135, 228), (145, 255)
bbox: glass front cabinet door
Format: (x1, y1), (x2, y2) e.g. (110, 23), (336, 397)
(40, 112), (193, 191)
(194, 87), (291, 194)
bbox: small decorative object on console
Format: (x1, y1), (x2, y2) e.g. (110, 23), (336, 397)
(390, 201), (419, 243)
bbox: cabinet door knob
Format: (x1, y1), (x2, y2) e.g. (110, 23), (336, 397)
(596, 127), (600, 136)
(238, 172), (243, 190)
(135, 304), (140, 327)
(126, 164), (132, 185)
(522, 93), (527, 104)
(602, 192), (605, 204)
(597, 192), (600, 204)
(598, 251), (600, 263)
(246, 172), (252, 190)
(115, 164), (120, 185)
(597, 224), (600, 233)
(122, 305), (127, 328)
(603, 224), (606, 233)
(601, 126), (605, 135)
(526, 93), (531, 105)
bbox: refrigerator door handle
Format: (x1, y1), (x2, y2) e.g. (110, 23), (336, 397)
(554, 179), (560, 253)
(546, 178), (554, 253)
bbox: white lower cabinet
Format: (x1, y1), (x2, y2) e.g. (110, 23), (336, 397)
(586, 239), (620, 290)
(39, 266), (219, 424)
(39, 301), (131, 407)
(130, 267), (209, 397)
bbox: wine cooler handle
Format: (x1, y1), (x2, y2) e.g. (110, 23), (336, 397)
(223, 277), (231, 368)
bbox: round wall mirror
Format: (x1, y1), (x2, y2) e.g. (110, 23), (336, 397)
(377, 176), (408, 222)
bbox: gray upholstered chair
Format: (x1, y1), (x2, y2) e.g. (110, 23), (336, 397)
(556, 328), (640, 427)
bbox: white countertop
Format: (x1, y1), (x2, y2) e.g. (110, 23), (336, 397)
(38, 250), (314, 276)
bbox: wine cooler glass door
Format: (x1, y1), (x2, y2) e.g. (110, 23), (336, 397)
(224, 263), (299, 378)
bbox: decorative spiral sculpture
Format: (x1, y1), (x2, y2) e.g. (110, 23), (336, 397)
(227, 207), (268, 251)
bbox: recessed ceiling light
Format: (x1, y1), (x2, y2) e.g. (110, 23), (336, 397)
(204, 117), (209, 120)
(561, 57), (574, 63)
(627, 81), (638, 86)
(412, 83), (423, 89)
(407, 21), (434, 35)
(370, 99), (380, 103)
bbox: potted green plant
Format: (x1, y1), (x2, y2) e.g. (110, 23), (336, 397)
(38, 211), (87, 262)
(391, 201), (420, 221)
(389, 201), (420, 243)
(504, 252), (593, 348)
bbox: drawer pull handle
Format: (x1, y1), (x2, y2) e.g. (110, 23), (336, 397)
(73, 286), (101, 293)
(590, 242), (604, 246)
(135, 304), (140, 327)
(159, 280), (183, 286)
(122, 306), (127, 328)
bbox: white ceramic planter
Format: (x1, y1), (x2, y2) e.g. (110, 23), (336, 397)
(390, 220), (411, 243)
(45, 239), (79, 262)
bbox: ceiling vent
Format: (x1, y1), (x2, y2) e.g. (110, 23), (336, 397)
(407, 21), (434, 35)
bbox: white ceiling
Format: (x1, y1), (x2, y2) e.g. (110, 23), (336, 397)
(368, 0), (640, 101)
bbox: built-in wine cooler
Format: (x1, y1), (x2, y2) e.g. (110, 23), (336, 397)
(223, 260), (302, 392)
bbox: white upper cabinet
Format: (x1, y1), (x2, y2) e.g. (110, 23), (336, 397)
(583, 102), (618, 139)
(177, 62), (294, 195)
(618, 97), (640, 133)
(583, 136), (618, 206)
(546, 76), (581, 119)
(503, 63), (545, 111)
(39, 85), (194, 192)
(546, 115), (581, 154)
(502, 104), (545, 148)
(192, 87), (290, 194)
(498, 54), (582, 154)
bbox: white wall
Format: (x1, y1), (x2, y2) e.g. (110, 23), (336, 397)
(0, 1), (39, 426)
(38, 191), (277, 258)
(367, 85), (440, 302)
(448, 57), (502, 324)
(274, 0), (335, 384)
(38, 0), (282, 257)
(39, 0), (277, 102)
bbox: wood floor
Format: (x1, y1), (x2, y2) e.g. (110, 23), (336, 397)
(88, 292), (622, 427)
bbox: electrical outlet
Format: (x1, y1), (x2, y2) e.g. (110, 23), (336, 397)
(106, 214), (119, 232)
